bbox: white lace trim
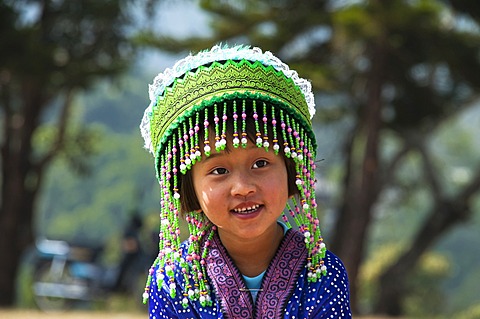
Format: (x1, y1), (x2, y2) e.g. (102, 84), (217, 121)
(141, 44), (316, 154)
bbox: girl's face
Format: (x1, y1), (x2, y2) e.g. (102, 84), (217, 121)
(191, 143), (289, 243)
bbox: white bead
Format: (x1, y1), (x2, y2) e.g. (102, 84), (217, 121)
(169, 282), (176, 289)
(241, 137), (248, 144)
(174, 193), (180, 199)
(180, 163), (187, 171)
(185, 158), (191, 165)
(204, 145), (211, 153)
(199, 295), (206, 303)
(256, 137), (262, 144)
(303, 203), (309, 209)
(143, 292), (149, 299)
(263, 141), (270, 148)
(304, 231), (311, 238)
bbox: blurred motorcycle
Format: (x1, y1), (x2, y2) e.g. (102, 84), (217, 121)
(31, 238), (113, 311)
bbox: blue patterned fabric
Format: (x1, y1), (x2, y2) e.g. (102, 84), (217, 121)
(148, 229), (351, 318)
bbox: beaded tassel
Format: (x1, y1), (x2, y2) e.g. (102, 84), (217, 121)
(262, 103), (270, 151)
(220, 102), (227, 149)
(203, 108), (211, 156)
(232, 101), (240, 148)
(241, 100), (248, 148)
(253, 100), (262, 148)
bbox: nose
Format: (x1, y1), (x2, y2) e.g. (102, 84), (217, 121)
(230, 171), (256, 197)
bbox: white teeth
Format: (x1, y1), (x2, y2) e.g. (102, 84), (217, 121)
(233, 205), (260, 214)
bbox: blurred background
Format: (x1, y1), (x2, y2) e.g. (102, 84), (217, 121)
(1, 0), (480, 318)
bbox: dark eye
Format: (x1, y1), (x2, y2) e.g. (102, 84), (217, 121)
(211, 167), (229, 175)
(253, 160), (268, 169)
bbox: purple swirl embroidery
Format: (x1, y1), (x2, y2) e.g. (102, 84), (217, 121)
(255, 229), (307, 318)
(207, 234), (254, 319)
(206, 229), (307, 319)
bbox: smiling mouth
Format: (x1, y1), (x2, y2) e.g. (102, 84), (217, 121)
(232, 205), (261, 214)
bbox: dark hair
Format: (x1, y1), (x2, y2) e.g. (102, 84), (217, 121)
(176, 98), (300, 214)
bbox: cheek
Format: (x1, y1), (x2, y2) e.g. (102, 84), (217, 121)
(196, 183), (223, 212)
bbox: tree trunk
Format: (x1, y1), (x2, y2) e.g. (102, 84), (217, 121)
(0, 81), (44, 306)
(330, 41), (387, 313)
(0, 137), (37, 306)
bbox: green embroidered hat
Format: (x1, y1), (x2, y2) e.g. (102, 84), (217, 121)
(141, 44), (327, 307)
(140, 45), (316, 157)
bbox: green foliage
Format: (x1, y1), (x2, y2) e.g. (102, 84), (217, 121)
(359, 243), (450, 316)
(33, 65), (161, 245)
(37, 126), (157, 244)
(455, 302), (480, 319)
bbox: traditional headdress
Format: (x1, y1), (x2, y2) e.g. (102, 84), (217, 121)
(140, 44), (327, 307)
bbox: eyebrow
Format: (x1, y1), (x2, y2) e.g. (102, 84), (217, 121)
(200, 151), (226, 163)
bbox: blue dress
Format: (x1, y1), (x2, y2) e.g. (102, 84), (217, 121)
(148, 228), (352, 318)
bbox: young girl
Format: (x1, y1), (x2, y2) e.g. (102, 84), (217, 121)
(140, 44), (351, 318)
